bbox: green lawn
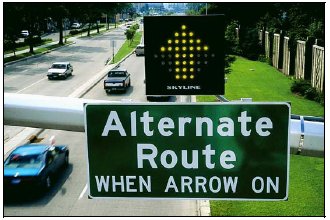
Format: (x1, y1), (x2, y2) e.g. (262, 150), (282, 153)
(210, 154), (324, 216)
(197, 56), (324, 117)
(111, 31), (142, 64)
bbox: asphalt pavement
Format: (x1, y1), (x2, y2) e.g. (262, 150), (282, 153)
(3, 25), (210, 216)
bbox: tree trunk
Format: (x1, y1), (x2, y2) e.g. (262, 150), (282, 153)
(88, 23), (91, 36)
(58, 17), (64, 45)
(28, 32), (34, 54)
(96, 22), (99, 34)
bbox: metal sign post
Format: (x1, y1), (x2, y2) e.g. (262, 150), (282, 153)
(111, 40), (116, 63)
(84, 103), (290, 200)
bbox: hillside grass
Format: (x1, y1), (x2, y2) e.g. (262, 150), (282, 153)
(197, 56), (324, 117)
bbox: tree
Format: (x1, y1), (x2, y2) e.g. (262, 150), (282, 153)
(125, 28), (136, 45)
(4, 3), (22, 55)
(99, 3), (132, 30)
(46, 3), (69, 45)
(4, 2), (45, 53)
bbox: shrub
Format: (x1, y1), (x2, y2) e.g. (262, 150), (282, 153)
(239, 27), (263, 60)
(69, 30), (80, 35)
(4, 39), (15, 51)
(315, 93), (325, 106)
(225, 20), (241, 55)
(291, 80), (311, 95)
(24, 36), (42, 45)
(257, 55), (271, 63)
(224, 55), (236, 74)
(131, 24), (140, 30)
(304, 87), (318, 100)
(291, 80), (324, 105)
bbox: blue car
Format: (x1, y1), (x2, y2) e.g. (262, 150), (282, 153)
(4, 144), (69, 192)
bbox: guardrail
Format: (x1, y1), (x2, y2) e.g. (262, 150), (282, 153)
(4, 93), (324, 156)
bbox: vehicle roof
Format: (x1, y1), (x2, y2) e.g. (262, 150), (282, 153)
(12, 144), (49, 156)
(52, 62), (70, 65)
(110, 68), (127, 72)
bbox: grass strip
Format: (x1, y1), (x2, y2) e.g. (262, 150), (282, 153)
(111, 31), (142, 64)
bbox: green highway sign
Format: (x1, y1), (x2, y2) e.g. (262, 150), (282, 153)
(84, 103), (290, 200)
(144, 15), (225, 95)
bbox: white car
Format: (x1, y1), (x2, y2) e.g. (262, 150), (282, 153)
(47, 62), (73, 80)
(21, 30), (29, 37)
(71, 23), (81, 29)
(135, 44), (145, 56)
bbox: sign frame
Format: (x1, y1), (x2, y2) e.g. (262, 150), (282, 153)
(84, 102), (290, 201)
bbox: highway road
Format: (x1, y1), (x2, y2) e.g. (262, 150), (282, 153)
(3, 25), (127, 156)
(4, 26), (200, 216)
(4, 28), (126, 96)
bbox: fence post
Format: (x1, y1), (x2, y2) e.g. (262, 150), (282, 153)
(265, 31), (270, 58)
(282, 37), (291, 75)
(272, 33), (280, 68)
(295, 40), (306, 80)
(311, 45), (325, 93)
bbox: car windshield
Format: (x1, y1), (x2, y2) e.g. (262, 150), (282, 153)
(4, 153), (45, 169)
(108, 71), (126, 77)
(51, 64), (67, 69)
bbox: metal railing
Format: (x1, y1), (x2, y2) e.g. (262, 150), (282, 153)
(4, 93), (324, 156)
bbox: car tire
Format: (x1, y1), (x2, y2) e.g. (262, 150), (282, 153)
(48, 76), (52, 80)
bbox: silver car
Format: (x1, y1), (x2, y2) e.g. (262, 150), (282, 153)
(47, 62), (73, 80)
(135, 44), (145, 56)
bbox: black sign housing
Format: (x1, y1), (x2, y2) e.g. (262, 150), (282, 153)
(144, 15), (225, 95)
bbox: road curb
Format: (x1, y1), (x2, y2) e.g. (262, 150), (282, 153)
(69, 51), (135, 99)
(4, 127), (44, 157)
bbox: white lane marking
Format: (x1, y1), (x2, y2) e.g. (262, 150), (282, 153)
(16, 77), (47, 93)
(79, 184), (88, 200)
